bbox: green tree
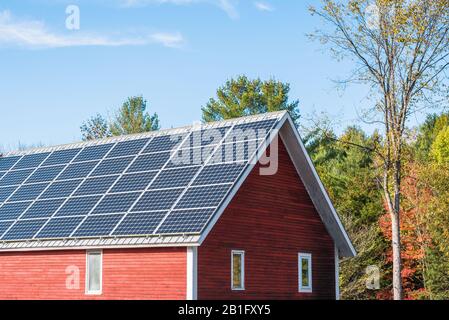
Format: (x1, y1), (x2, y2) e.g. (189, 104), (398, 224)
(80, 114), (111, 141)
(202, 76), (300, 126)
(418, 162), (449, 299)
(305, 124), (388, 299)
(431, 126), (449, 164)
(415, 113), (449, 161)
(110, 96), (160, 136)
(311, 0), (449, 299)
(401, 113), (449, 299)
(81, 96), (160, 141)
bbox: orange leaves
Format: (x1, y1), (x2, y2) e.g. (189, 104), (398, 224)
(379, 166), (433, 299)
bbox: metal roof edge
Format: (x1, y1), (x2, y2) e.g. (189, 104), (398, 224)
(3, 111), (287, 157)
(0, 234), (201, 252)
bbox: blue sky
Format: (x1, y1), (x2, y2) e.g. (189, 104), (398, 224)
(0, 0), (395, 151)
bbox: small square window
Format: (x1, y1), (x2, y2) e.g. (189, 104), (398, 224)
(86, 250), (102, 295)
(231, 250), (245, 290)
(298, 253), (312, 293)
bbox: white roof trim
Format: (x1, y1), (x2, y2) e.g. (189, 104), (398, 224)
(0, 234), (200, 252)
(279, 116), (356, 257)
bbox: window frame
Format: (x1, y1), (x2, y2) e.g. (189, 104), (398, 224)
(85, 250), (103, 295)
(231, 250), (245, 291)
(298, 252), (312, 293)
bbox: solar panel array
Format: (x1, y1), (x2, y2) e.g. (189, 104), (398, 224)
(0, 117), (279, 242)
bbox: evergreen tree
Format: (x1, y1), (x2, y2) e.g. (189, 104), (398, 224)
(110, 96), (159, 136)
(80, 96), (160, 141)
(202, 75), (300, 126)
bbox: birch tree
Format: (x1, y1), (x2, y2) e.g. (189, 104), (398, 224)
(310, 0), (449, 299)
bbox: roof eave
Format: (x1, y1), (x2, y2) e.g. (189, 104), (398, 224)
(0, 234), (201, 252)
(279, 116), (356, 257)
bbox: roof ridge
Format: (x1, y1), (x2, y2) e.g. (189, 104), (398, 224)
(2, 111), (287, 157)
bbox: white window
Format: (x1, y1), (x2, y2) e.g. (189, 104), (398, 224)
(86, 250), (102, 295)
(231, 250), (245, 290)
(298, 253), (312, 292)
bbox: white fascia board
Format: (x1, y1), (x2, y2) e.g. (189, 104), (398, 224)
(279, 116), (356, 257)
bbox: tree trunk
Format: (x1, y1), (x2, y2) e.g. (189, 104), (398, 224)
(390, 203), (403, 300)
(391, 159), (403, 300)
(383, 155), (403, 300)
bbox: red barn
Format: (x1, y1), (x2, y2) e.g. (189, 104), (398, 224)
(0, 111), (355, 300)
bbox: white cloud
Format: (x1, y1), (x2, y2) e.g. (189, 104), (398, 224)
(0, 10), (185, 49)
(120, 0), (239, 19)
(149, 32), (184, 48)
(254, 1), (274, 12)
(217, 0), (239, 19)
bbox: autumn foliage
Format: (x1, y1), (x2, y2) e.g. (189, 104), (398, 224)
(378, 166), (433, 299)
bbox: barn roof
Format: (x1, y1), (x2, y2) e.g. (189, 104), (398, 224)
(0, 112), (355, 257)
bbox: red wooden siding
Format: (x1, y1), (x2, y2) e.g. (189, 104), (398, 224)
(0, 247), (186, 300)
(197, 140), (336, 299)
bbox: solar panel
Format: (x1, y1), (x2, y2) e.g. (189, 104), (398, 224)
(113, 211), (167, 236)
(166, 147), (213, 169)
(0, 114), (281, 242)
(142, 134), (188, 153)
(0, 186), (18, 202)
(36, 216), (85, 239)
(157, 209), (215, 234)
(192, 162), (246, 186)
(150, 166), (201, 189)
(111, 171), (157, 193)
(132, 189), (183, 211)
(210, 140), (262, 164)
(227, 119), (276, 142)
(0, 220), (14, 237)
(73, 143), (113, 162)
(8, 183), (49, 202)
(175, 184), (232, 209)
(40, 179), (83, 199)
(0, 201), (31, 220)
(2, 219), (47, 240)
(74, 175), (119, 196)
(180, 127), (230, 149)
(57, 161), (98, 180)
(12, 153), (50, 170)
(42, 148), (81, 166)
(0, 169), (34, 187)
(107, 138), (150, 158)
(0, 156), (21, 171)
(91, 156), (134, 177)
(56, 196), (102, 217)
(127, 152), (171, 172)
(26, 165), (65, 183)
(22, 198), (66, 219)
(73, 214), (124, 237)
(92, 192), (140, 214)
